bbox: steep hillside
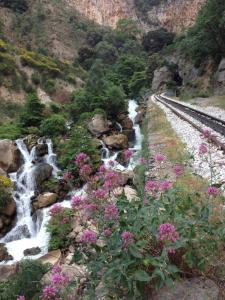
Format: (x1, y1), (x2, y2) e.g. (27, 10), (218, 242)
(67, 0), (205, 32)
(0, 0), (98, 60)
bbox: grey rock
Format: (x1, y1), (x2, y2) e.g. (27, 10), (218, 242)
(0, 140), (21, 172)
(151, 277), (219, 300)
(24, 247), (41, 256)
(33, 163), (53, 188)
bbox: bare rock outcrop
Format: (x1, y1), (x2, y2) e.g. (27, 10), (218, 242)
(0, 140), (21, 173)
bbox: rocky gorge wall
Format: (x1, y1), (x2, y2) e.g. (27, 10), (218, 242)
(66, 0), (205, 32)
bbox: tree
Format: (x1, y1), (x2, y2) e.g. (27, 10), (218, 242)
(180, 0), (225, 65)
(116, 19), (141, 39)
(40, 115), (66, 137)
(20, 93), (44, 128)
(95, 41), (118, 64)
(142, 29), (175, 53)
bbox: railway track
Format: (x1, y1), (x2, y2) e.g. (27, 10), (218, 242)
(154, 94), (225, 152)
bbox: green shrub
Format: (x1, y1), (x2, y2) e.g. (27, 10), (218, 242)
(0, 176), (13, 210)
(31, 72), (41, 85)
(47, 207), (73, 250)
(40, 114), (66, 137)
(20, 93), (44, 128)
(43, 79), (56, 95)
(0, 260), (48, 300)
(50, 102), (61, 114)
(0, 123), (22, 140)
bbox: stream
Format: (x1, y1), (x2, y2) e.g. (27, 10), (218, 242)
(0, 99), (143, 263)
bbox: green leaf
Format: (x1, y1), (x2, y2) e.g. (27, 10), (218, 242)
(129, 244), (143, 258)
(134, 270), (151, 282)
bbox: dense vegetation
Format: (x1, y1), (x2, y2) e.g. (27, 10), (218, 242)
(179, 0), (225, 66)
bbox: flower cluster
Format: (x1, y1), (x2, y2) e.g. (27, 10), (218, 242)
(92, 189), (108, 200)
(154, 154), (166, 162)
(159, 180), (173, 192)
(17, 297), (25, 300)
(75, 152), (89, 166)
(145, 180), (158, 193)
(103, 171), (120, 191)
(158, 223), (179, 243)
(49, 204), (63, 217)
(71, 195), (84, 209)
(124, 149), (134, 161)
(79, 164), (92, 178)
(41, 265), (71, 300)
(104, 203), (119, 221)
(139, 156), (146, 164)
(207, 186), (220, 196)
(173, 164), (184, 177)
(121, 231), (134, 251)
(199, 143), (208, 155)
(145, 180), (172, 194)
(103, 228), (112, 237)
(80, 229), (97, 244)
(63, 172), (73, 181)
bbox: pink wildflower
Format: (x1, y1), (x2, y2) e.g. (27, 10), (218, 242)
(75, 152), (89, 166)
(207, 186), (220, 196)
(104, 203), (119, 221)
(79, 164), (92, 177)
(52, 265), (61, 274)
(173, 164), (184, 176)
(93, 189), (108, 200)
(42, 285), (57, 299)
(202, 128), (212, 139)
(99, 164), (107, 173)
(158, 223), (179, 243)
(103, 228), (112, 237)
(139, 157), (146, 164)
(71, 195), (83, 209)
(121, 231), (134, 250)
(124, 149), (134, 160)
(154, 154), (166, 162)
(49, 204), (63, 217)
(84, 203), (98, 212)
(80, 229), (97, 244)
(199, 143), (208, 155)
(145, 180), (158, 192)
(17, 297), (25, 300)
(63, 172), (73, 180)
(159, 180), (172, 192)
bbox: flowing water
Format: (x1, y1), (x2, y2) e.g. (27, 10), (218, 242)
(1, 100), (143, 263)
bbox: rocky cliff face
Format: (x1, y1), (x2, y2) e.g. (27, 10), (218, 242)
(66, 0), (205, 32)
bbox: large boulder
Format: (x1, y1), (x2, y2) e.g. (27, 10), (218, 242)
(24, 247), (41, 256)
(134, 111), (145, 124)
(33, 192), (58, 209)
(36, 143), (48, 157)
(33, 163), (53, 189)
(0, 243), (13, 262)
(216, 58), (225, 87)
(4, 224), (31, 243)
(151, 277), (219, 300)
(152, 66), (173, 91)
(23, 134), (38, 151)
(0, 264), (19, 282)
(2, 198), (17, 217)
(103, 134), (128, 150)
(39, 249), (61, 265)
(0, 140), (21, 172)
(88, 114), (110, 137)
(117, 114), (133, 130)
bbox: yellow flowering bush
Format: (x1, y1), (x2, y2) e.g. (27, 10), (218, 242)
(0, 175), (13, 210)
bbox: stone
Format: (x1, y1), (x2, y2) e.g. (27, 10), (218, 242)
(116, 170), (134, 186)
(152, 66), (173, 92)
(216, 58), (225, 86)
(122, 129), (135, 143)
(0, 167), (6, 176)
(42, 264), (87, 286)
(4, 224), (31, 243)
(35, 143), (48, 156)
(0, 243), (13, 262)
(39, 249), (62, 265)
(134, 111), (145, 125)
(33, 192), (58, 209)
(0, 140), (21, 172)
(23, 134), (38, 151)
(151, 277), (219, 300)
(0, 264), (19, 282)
(103, 134), (128, 150)
(88, 114), (110, 137)
(117, 114), (133, 130)
(33, 163), (53, 189)
(2, 198), (16, 217)
(24, 247), (41, 256)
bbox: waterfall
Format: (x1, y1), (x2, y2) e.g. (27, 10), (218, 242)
(0, 138), (60, 262)
(116, 122), (123, 133)
(1, 100), (143, 263)
(100, 140), (110, 159)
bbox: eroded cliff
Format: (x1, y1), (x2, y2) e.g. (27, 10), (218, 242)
(66, 0), (205, 32)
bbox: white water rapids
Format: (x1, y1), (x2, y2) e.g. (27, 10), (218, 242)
(1, 100), (143, 263)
